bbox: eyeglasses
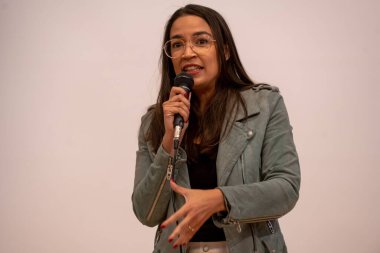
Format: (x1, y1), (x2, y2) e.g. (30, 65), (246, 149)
(163, 34), (216, 59)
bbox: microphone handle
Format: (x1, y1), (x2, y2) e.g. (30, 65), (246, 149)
(172, 84), (190, 150)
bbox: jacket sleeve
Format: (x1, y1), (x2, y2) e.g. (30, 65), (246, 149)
(217, 91), (300, 224)
(132, 111), (172, 227)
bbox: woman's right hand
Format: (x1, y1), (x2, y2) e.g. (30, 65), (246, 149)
(161, 86), (191, 153)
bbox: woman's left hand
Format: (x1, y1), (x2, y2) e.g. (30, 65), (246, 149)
(161, 179), (226, 248)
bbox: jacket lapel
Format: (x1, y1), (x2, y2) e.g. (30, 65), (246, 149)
(216, 89), (260, 186)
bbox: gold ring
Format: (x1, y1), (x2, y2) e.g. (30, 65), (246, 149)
(188, 225), (194, 232)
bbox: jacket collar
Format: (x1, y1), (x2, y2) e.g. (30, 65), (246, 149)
(235, 88), (260, 121)
(216, 88), (260, 185)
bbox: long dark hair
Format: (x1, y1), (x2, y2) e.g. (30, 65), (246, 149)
(147, 4), (257, 160)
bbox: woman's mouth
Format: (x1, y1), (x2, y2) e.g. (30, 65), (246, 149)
(182, 64), (203, 75)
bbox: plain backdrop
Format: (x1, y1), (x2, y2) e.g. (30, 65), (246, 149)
(1, 0), (379, 252)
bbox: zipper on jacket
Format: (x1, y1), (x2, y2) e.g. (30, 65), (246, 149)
(240, 154), (258, 252)
(267, 220), (275, 234)
(237, 215), (281, 223)
(146, 157), (174, 221)
(240, 153), (246, 184)
(249, 224), (257, 253)
(154, 227), (162, 246)
(146, 175), (168, 221)
(227, 214), (281, 227)
(166, 162), (173, 180)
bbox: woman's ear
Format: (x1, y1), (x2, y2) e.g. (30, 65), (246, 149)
(224, 45), (230, 61)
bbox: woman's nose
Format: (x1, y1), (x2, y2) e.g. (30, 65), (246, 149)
(182, 42), (196, 58)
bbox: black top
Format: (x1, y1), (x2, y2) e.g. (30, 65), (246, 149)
(187, 144), (226, 242)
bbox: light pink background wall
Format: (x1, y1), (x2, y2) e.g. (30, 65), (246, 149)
(1, 0), (379, 252)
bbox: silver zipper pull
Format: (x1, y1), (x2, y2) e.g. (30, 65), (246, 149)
(231, 220), (242, 233)
(236, 222), (242, 233)
(236, 221), (242, 233)
(166, 164), (173, 180)
(228, 218), (242, 233)
(166, 157), (174, 180)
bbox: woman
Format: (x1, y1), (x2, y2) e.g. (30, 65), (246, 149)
(132, 4), (300, 253)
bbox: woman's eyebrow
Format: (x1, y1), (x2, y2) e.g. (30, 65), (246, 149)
(193, 31), (212, 36)
(170, 31), (212, 39)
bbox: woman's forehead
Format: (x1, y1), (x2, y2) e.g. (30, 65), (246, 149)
(170, 15), (212, 38)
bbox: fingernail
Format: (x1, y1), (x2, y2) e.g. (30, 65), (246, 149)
(160, 224), (166, 229)
(173, 244), (178, 249)
(168, 238), (173, 243)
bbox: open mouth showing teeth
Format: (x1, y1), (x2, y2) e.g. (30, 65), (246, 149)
(183, 65), (203, 71)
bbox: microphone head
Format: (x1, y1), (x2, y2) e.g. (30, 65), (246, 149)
(174, 72), (194, 92)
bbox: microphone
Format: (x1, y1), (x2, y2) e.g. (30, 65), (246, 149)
(173, 72), (194, 149)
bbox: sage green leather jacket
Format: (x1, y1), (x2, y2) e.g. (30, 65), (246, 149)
(132, 85), (300, 253)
